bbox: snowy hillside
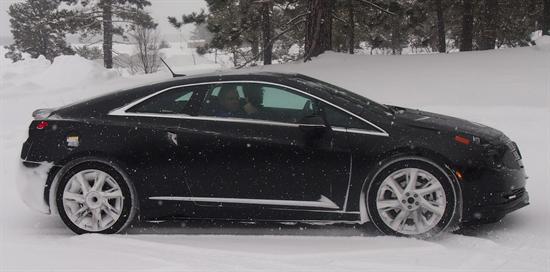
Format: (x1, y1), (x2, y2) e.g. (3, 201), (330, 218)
(1, 41), (549, 271)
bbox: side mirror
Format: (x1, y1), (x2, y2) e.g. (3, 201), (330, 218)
(299, 115), (328, 136)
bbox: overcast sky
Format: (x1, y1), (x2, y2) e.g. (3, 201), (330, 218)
(0, 0), (207, 41)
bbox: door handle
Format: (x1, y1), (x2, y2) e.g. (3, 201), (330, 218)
(167, 131), (178, 146)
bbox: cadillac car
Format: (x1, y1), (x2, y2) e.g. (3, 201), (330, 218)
(19, 72), (529, 237)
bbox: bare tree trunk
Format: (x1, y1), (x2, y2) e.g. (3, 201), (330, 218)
(435, 0), (446, 53)
(261, 1), (273, 65)
(543, 0), (550, 35)
(304, 0), (332, 60)
(240, 0), (260, 62)
(479, 0), (498, 50)
(389, 1), (402, 55)
(460, 0), (474, 51)
(102, 0), (113, 69)
(347, 0), (355, 54)
(251, 33), (259, 61)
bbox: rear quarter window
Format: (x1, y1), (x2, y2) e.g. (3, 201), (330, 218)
(127, 87), (201, 114)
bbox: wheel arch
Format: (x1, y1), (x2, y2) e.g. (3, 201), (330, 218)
(358, 148), (463, 229)
(47, 154), (138, 220)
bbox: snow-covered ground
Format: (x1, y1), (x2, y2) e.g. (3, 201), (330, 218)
(1, 40), (549, 271)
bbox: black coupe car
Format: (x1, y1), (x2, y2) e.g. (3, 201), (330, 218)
(19, 72), (529, 237)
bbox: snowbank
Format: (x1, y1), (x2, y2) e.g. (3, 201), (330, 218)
(534, 35), (550, 51)
(1, 55), (118, 97)
(33, 55), (118, 89)
(248, 46), (550, 108)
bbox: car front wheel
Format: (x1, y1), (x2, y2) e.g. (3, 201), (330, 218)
(56, 161), (136, 234)
(366, 157), (458, 238)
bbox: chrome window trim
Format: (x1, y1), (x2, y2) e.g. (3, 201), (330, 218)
(111, 111), (301, 128)
(108, 80), (389, 137)
(149, 195), (340, 209)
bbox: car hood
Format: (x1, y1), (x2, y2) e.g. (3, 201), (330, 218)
(390, 106), (504, 141)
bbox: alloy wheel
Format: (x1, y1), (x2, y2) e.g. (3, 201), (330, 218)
(375, 167), (447, 235)
(62, 169), (124, 232)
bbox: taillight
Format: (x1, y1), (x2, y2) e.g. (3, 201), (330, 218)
(36, 121), (49, 130)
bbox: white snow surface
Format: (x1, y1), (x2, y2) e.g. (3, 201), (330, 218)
(1, 43), (549, 271)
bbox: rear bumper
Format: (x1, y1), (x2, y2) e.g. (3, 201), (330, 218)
(17, 160), (53, 214)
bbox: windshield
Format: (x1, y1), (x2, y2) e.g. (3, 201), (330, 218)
(291, 75), (393, 115)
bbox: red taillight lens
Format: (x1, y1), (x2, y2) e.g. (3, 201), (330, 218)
(36, 121), (49, 130)
(454, 135), (470, 145)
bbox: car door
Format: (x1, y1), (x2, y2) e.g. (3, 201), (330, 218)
(112, 84), (209, 204)
(182, 82), (352, 214)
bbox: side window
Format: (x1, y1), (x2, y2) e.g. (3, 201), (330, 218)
(127, 87), (200, 114)
(200, 83), (317, 123)
(323, 105), (374, 130)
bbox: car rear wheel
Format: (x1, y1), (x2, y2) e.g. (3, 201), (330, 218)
(366, 157), (458, 238)
(56, 161), (136, 234)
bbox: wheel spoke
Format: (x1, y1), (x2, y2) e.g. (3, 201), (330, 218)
(74, 209), (89, 225)
(102, 201), (120, 220)
(90, 208), (101, 231)
(73, 205), (88, 216)
(405, 168), (418, 192)
(420, 199), (445, 216)
(390, 209), (409, 230)
(415, 182), (443, 196)
(92, 171), (107, 192)
(102, 188), (123, 199)
(75, 172), (90, 195)
(412, 210), (424, 233)
(386, 177), (404, 199)
(63, 192), (85, 203)
(377, 200), (401, 210)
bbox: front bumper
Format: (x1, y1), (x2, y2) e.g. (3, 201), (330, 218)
(463, 188), (529, 222)
(461, 162), (529, 222)
(17, 160), (53, 214)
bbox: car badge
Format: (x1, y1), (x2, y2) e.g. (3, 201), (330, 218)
(67, 135), (79, 147)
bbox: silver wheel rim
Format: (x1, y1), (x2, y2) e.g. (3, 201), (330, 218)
(62, 169), (124, 232)
(375, 168), (446, 235)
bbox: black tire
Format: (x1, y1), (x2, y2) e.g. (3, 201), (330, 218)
(55, 159), (137, 234)
(366, 156), (458, 238)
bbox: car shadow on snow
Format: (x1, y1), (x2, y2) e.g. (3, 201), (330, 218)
(31, 211), (525, 239)
(454, 213), (527, 239)
(121, 214), (526, 239)
(124, 219), (383, 237)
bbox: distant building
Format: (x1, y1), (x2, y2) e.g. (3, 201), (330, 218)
(187, 40), (207, 48)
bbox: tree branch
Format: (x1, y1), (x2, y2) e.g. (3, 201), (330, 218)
(332, 12), (348, 25)
(236, 18), (306, 68)
(354, 0), (396, 16)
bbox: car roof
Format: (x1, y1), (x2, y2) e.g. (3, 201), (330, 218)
(159, 71), (303, 85)
(52, 72), (325, 119)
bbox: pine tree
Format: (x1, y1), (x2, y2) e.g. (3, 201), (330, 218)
(304, 0), (333, 60)
(435, 0), (447, 53)
(169, 0), (304, 67)
(62, 0), (154, 69)
(5, 0), (78, 62)
(460, 0), (474, 51)
(544, 0), (550, 35)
